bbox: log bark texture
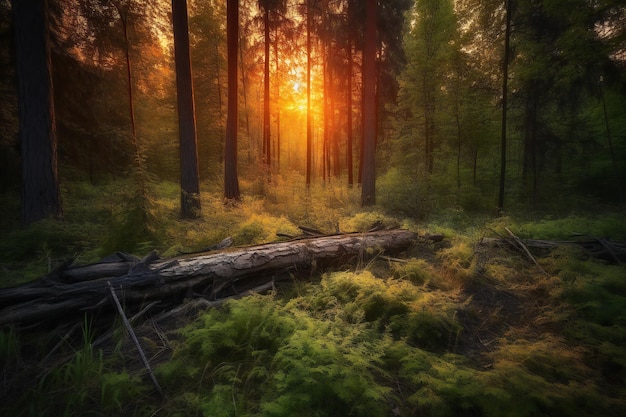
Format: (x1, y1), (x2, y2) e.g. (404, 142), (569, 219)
(0, 230), (417, 328)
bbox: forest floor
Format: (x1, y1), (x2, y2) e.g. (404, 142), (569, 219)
(1, 178), (625, 417)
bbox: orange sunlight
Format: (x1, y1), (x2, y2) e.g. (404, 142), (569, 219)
(280, 57), (322, 117)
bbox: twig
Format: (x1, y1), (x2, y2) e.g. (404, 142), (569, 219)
(152, 281), (279, 324)
(505, 227), (550, 277)
(178, 237), (234, 255)
(380, 255), (409, 264)
(298, 225), (324, 236)
(108, 282), (163, 397)
(590, 236), (623, 265)
(42, 322), (81, 363)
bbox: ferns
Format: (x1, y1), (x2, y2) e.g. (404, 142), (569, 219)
(3, 181), (626, 417)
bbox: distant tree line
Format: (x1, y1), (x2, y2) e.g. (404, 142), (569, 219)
(391, 0), (625, 215)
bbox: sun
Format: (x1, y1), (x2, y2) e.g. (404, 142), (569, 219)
(283, 80), (308, 113)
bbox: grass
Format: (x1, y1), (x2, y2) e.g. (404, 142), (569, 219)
(1, 178), (625, 416)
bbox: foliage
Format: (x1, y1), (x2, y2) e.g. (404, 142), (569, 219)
(0, 327), (19, 369)
(3, 0), (626, 413)
(2, 191), (626, 416)
(150, 238), (626, 417)
(1, 318), (148, 417)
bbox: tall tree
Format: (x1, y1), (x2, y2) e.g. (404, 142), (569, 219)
(111, 0), (141, 173)
(189, 0), (227, 174)
(346, 0), (355, 186)
(261, 0), (272, 167)
(361, 0), (377, 206)
(395, 0), (456, 175)
(258, 0), (287, 170)
(511, 0), (612, 205)
(497, 0), (512, 214)
(12, 0), (62, 225)
(306, 0), (313, 187)
(172, 0), (201, 217)
(224, 0), (240, 200)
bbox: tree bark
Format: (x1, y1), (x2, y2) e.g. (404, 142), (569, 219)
(361, 0), (377, 206)
(263, 6), (271, 168)
(346, 0), (354, 187)
(172, 0), (201, 218)
(224, 0), (240, 200)
(0, 230), (417, 328)
(12, 0), (62, 225)
(497, 0), (511, 214)
(306, 0), (312, 187)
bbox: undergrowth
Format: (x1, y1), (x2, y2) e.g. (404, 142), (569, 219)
(1, 179), (625, 416)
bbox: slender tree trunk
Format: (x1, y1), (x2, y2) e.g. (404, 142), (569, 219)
(322, 42), (329, 183)
(13, 0), (62, 225)
(346, 3), (354, 186)
(306, 0), (312, 187)
(497, 0), (511, 214)
(330, 52), (340, 178)
(215, 42), (225, 165)
(425, 90), (435, 174)
(599, 78), (623, 200)
(263, 8), (271, 168)
(523, 87), (538, 207)
(224, 0), (240, 200)
(361, 0), (377, 206)
(274, 26), (281, 172)
(238, 30), (251, 163)
(113, 0), (148, 217)
(172, 0), (201, 218)
(118, 11), (143, 183)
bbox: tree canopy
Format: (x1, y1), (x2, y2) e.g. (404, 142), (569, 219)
(1, 0), (623, 219)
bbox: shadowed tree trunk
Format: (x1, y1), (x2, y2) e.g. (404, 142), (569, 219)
(346, 0), (354, 186)
(172, 0), (201, 218)
(497, 0), (511, 215)
(111, 1), (143, 178)
(224, 0), (240, 201)
(12, 0), (62, 225)
(274, 27), (281, 172)
(361, 0), (377, 206)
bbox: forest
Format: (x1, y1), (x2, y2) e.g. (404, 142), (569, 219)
(1, 0), (625, 416)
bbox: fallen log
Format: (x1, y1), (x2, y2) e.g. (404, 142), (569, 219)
(0, 229), (417, 328)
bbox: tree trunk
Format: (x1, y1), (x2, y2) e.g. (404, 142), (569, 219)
(497, 0), (511, 214)
(306, 0), (312, 187)
(263, 7), (271, 168)
(0, 230), (417, 328)
(172, 0), (201, 218)
(346, 2), (354, 187)
(224, 0), (240, 200)
(361, 0), (377, 206)
(274, 25), (281, 172)
(13, 0), (62, 225)
(238, 30), (251, 163)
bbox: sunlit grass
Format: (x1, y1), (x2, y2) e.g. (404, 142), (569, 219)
(2, 177), (626, 416)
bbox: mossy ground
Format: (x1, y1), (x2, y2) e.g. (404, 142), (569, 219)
(1, 179), (625, 416)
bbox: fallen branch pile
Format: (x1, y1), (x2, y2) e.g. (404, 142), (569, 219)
(0, 229), (418, 329)
(483, 232), (626, 265)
